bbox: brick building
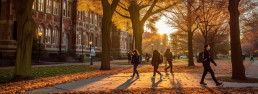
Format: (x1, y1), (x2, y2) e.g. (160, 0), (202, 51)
(0, 0), (132, 65)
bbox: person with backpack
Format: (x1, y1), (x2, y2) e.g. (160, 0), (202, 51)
(164, 49), (173, 73)
(131, 49), (140, 78)
(151, 50), (163, 79)
(199, 44), (222, 86)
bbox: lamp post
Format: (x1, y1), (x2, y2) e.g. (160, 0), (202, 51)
(38, 32), (43, 63)
(160, 43), (163, 53)
(89, 41), (93, 65)
(151, 44), (154, 51)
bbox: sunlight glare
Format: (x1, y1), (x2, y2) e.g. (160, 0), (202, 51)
(156, 16), (177, 35)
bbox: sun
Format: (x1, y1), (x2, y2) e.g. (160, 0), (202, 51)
(155, 16), (177, 35)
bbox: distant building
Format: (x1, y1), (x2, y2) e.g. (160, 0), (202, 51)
(0, 0), (132, 66)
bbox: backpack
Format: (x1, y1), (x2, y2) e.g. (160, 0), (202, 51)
(159, 55), (163, 64)
(138, 55), (142, 64)
(198, 52), (204, 63)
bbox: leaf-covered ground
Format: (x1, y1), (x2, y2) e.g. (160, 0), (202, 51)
(0, 65), (98, 84)
(0, 68), (129, 93)
(0, 61), (252, 93)
(54, 87), (258, 94)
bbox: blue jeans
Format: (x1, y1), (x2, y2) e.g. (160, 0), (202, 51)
(133, 64), (139, 76)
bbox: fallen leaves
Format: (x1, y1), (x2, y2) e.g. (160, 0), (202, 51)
(53, 87), (258, 94)
(0, 68), (130, 93)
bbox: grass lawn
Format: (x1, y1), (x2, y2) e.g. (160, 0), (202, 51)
(0, 65), (98, 84)
(173, 58), (197, 63)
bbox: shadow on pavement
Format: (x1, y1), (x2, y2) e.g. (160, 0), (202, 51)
(116, 77), (139, 89)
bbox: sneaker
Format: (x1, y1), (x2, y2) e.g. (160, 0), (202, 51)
(170, 71), (174, 73)
(216, 82), (223, 86)
(136, 76), (140, 79)
(131, 75), (134, 77)
(152, 76), (155, 79)
(200, 82), (207, 85)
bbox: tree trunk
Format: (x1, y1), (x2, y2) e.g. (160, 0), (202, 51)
(187, 0), (195, 66)
(188, 31), (195, 66)
(100, 17), (111, 70)
(14, 0), (36, 79)
(228, 0), (246, 80)
(100, 0), (119, 70)
(134, 24), (144, 54)
(129, 4), (143, 54)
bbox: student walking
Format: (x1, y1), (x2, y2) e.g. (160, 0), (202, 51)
(250, 55), (254, 62)
(131, 50), (140, 78)
(164, 49), (173, 73)
(151, 50), (163, 79)
(199, 45), (222, 86)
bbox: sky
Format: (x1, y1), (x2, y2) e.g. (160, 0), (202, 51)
(155, 16), (178, 35)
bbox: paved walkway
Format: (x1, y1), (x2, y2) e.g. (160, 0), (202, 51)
(22, 60), (258, 94)
(246, 60), (258, 78)
(27, 72), (258, 94)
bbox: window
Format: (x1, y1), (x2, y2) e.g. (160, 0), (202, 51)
(32, 0), (36, 10)
(78, 11), (81, 20)
(95, 14), (97, 25)
(85, 11), (88, 17)
(67, 2), (71, 17)
(46, 0), (52, 13)
(125, 39), (127, 49)
(53, 1), (59, 15)
(85, 34), (88, 46)
(89, 12), (92, 24)
(38, 0), (44, 12)
(95, 37), (98, 47)
(45, 27), (51, 44)
(52, 29), (58, 44)
(63, 2), (66, 17)
(99, 17), (102, 26)
(88, 34), (91, 47)
(77, 34), (81, 45)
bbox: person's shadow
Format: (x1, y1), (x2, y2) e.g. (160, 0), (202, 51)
(116, 77), (139, 89)
(151, 77), (162, 88)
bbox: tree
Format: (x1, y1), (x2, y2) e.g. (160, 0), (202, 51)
(115, 0), (179, 54)
(165, 0), (199, 66)
(14, 0), (36, 79)
(228, 0), (246, 80)
(170, 30), (188, 56)
(100, 0), (120, 70)
(239, 0), (258, 56)
(78, 0), (120, 70)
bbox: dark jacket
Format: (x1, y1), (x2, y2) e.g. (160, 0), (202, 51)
(165, 52), (173, 62)
(151, 52), (162, 66)
(131, 54), (139, 65)
(203, 49), (216, 67)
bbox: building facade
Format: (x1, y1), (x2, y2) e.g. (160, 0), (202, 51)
(0, 0), (132, 65)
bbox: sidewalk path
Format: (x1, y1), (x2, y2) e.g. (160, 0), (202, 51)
(27, 72), (258, 94)
(246, 60), (258, 78)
